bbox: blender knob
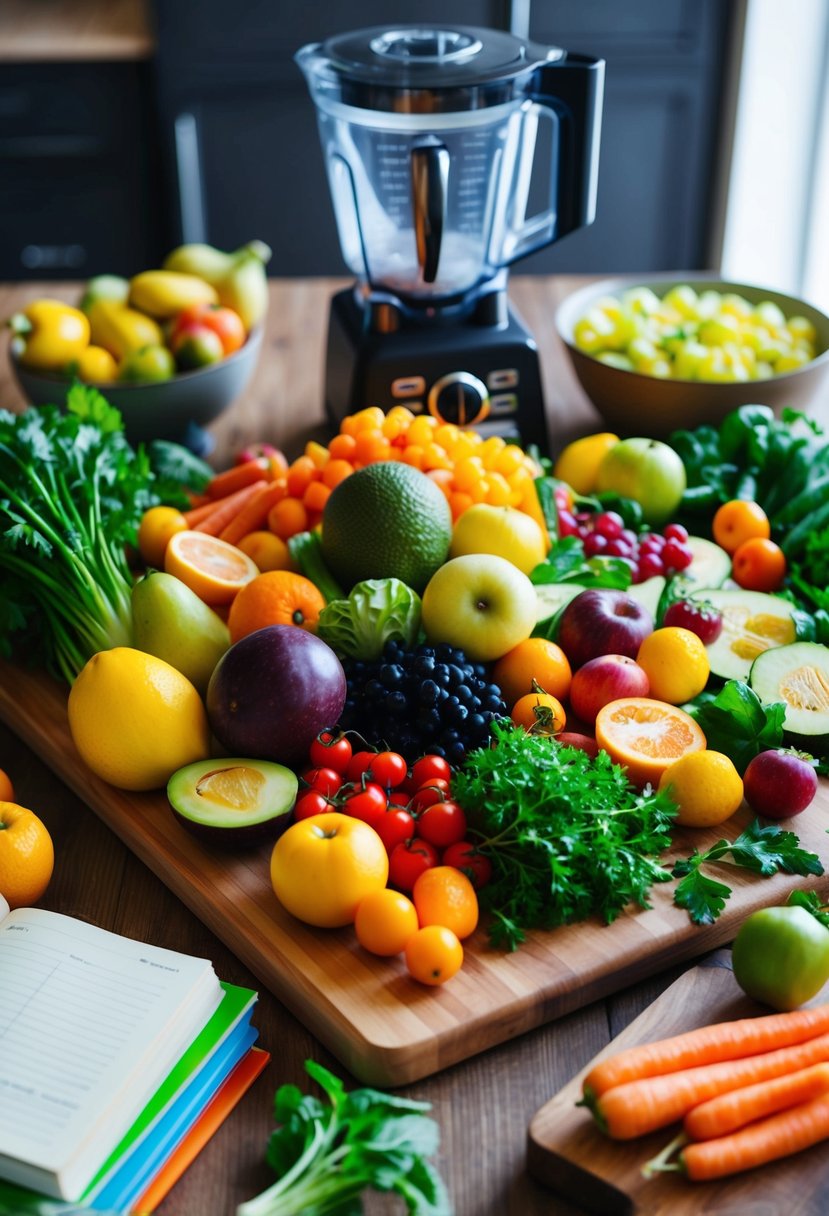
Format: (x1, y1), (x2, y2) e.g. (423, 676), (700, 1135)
(428, 372), (490, 427)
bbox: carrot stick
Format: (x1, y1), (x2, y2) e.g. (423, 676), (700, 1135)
(589, 1030), (829, 1140)
(194, 482), (266, 536)
(680, 1091), (829, 1181)
(582, 1004), (829, 1101)
(684, 1062), (829, 1141)
(219, 481), (286, 546)
(183, 499), (227, 527)
(205, 458), (270, 500)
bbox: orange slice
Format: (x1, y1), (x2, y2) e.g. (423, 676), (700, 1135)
(164, 530), (259, 605)
(595, 697), (706, 788)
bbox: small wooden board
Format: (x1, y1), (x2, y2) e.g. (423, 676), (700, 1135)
(3, 658), (829, 1088)
(527, 957), (829, 1215)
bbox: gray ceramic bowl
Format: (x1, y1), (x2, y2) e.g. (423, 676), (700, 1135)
(10, 324), (263, 449)
(555, 274), (829, 438)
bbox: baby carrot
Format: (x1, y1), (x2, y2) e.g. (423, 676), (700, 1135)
(684, 1062), (829, 1141)
(219, 480), (286, 546)
(194, 482), (265, 536)
(588, 1030), (829, 1139)
(205, 457), (270, 500)
(680, 1091), (829, 1181)
(183, 498), (227, 527)
(582, 1004), (829, 1101)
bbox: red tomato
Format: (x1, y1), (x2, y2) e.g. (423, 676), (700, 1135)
(368, 750), (408, 789)
(388, 790), (411, 807)
(410, 780), (451, 814)
(388, 838), (439, 892)
(300, 767), (343, 798)
(345, 750), (377, 784)
(410, 754), (452, 788)
(416, 800), (467, 849)
(309, 730), (352, 775)
(375, 808), (416, 854)
(442, 841), (493, 889)
(343, 782), (387, 831)
(172, 302), (246, 355)
(293, 790), (335, 820)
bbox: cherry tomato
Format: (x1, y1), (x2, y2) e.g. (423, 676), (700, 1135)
(343, 781), (387, 830)
(410, 784), (449, 814)
(300, 766), (343, 798)
(442, 841), (493, 889)
(417, 800), (468, 850)
(309, 729), (353, 775)
(388, 838), (440, 892)
(171, 302), (246, 355)
(410, 754), (452, 789)
(388, 790), (411, 807)
(368, 750), (408, 789)
(293, 790), (335, 820)
(375, 807), (416, 854)
(345, 750), (377, 783)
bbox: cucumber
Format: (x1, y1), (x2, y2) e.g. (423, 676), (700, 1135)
(749, 641), (829, 737)
(534, 582), (585, 625)
(689, 588), (799, 681)
(679, 536), (732, 590)
(625, 575), (666, 621)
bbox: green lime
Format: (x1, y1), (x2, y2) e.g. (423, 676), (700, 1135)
(321, 462), (452, 592)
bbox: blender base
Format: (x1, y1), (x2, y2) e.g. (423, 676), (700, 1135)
(324, 287), (552, 455)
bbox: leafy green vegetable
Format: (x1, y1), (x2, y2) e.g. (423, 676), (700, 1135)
(236, 1060), (451, 1216)
(786, 889), (829, 929)
(146, 438), (214, 502)
(287, 531), (344, 603)
(451, 723), (677, 951)
(671, 819), (824, 925)
(685, 680), (786, 774)
(0, 387), (164, 682)
(530, 535), (632, 589)
(318, 579), (422, 660)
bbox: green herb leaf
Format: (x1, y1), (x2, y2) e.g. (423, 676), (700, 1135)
(530, 535), (632, 589)
(686, 681), (786, 774)
(786, 889), (829, 928)
(672, 868), (733, 925)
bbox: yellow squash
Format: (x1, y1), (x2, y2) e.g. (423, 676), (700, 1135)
(128, 270), (217, 318)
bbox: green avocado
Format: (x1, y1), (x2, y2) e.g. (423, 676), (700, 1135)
(167, 757), (298, 845)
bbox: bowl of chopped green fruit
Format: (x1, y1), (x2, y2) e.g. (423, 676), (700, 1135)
(555, 274), (829, 437)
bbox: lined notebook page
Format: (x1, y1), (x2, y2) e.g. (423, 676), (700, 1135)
(0, 908), (220, 1196)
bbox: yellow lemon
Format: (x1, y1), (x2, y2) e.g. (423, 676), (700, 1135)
(553, 432), (619, 495)
(658, 750), (744, 827)
(636, 626), (710, 704)
(449, 503), (547, 575)
(68, 647), (210, 791)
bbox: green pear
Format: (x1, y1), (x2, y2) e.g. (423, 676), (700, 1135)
(131, 571), (230, 696)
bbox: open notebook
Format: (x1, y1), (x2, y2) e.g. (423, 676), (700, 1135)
(0, 895), (223, 1201)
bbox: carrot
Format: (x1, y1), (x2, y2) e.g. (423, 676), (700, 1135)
(684, 1062), (829, 1141)
(183, 498), (227, 527)
(218, 481), (287, 547)
(587, 1030), (829, 1140)
(582, 1004), (829, 1101)
(679, 1092), (829, 1181)
(205, 458), (270, 500)
(194, 482), (266, 537)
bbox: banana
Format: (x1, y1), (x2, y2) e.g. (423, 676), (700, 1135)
(128, 271), (217, 319)
(161, 240), (272, 332)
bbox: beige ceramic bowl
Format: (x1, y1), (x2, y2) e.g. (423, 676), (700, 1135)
(555, 274), (829, 438)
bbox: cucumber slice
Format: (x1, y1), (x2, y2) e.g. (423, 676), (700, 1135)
(749, 642), (829, 737)
(625, 575), (665, 621)
(534, 582), (585, 625)
(680, 536), (732, 590)
(689, 588), (799, 681)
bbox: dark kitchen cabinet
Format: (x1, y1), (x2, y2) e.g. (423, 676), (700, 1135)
(0, 62), (162, 279)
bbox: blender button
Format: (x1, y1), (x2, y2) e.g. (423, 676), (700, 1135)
(405, 401), (424, 414)
(487, 368), (519, 390)
(489, 393), (518, 416)
(391, 376), (426, 398)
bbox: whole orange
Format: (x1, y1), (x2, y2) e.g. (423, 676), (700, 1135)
(270, 812), (388, 928)
(712, 499), (770, 555)
(228, 570), (326, 643)
(354, 888), (419, 956)
(405, 925), (464, 985)
(0, 768), (13, 803)
(0, 802), (54, 909)
(412, 865), (479, 940)
(492, 637), (572, 709)
(511, 690), (566, 735)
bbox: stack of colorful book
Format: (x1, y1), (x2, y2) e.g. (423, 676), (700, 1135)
(0, 895), (269, 1213)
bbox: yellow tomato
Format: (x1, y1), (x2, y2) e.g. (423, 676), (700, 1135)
(270, 813), (389, 929)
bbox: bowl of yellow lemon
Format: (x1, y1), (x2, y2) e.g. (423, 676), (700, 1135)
(555, 274), (829, 438)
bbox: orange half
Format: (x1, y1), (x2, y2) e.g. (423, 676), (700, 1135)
(595, 697), (706, 788)
(164, 530), (259, 605)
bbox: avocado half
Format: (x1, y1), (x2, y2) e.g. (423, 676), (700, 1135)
(167, 757), (298, 845)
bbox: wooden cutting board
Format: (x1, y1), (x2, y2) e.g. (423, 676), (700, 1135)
(526, 955), (829, 1215)
(3, 658), (829, 1088)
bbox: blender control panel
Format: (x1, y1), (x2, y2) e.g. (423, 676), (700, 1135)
(389, 368), (520, 428)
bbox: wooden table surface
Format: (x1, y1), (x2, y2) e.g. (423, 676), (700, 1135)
(0, 277), (780, 1214)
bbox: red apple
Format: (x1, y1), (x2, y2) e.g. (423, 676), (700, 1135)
(556, 588), (654, 669)
(569, 654), (650, 723)
(555, 731), (600, 759)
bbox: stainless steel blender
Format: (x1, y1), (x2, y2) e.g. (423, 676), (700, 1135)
(296, 25), (604, 451)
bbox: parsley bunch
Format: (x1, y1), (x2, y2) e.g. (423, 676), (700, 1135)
(237, 1061), (451, 1216)
(451, 723), (678, 951)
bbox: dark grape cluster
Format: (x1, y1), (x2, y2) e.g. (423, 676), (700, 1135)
(338, 641), (507, 767)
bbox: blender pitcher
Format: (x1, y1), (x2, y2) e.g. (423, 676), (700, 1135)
(296, 25), (604, 307)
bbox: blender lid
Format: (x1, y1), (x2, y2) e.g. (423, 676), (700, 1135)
(296, 24), (566, 112)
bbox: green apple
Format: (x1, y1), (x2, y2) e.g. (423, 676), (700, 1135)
(595, 437), (686, 526)
(132, 570), (230, 695)
(421, 554), (537, 662)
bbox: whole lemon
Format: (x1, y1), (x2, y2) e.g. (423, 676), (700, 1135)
(449, 503), (547, 575)
(68, 647), (210, 791)
(658, 750), (744, 827)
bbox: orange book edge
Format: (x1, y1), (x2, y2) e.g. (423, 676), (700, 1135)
(132, 1047), (270, 1214)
